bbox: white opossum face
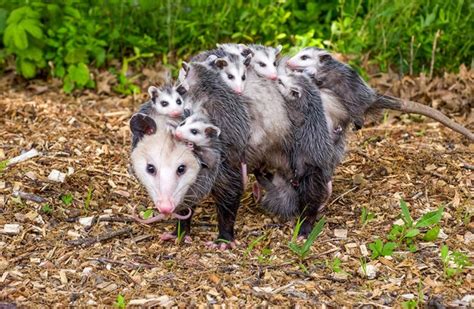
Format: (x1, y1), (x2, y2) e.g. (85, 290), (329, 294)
(286, 47), (332, 72)
(175, 114), (220, 147)
(276, 74), (302, 100)
(130, 114), (200, 215)
(148, 86), (185, 118)
(208, 55), (247, 94)
(251, 45), (282, 80)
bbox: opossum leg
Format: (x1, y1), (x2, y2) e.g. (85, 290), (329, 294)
(297, 171), (332, 237)
(168, 208), (194, 239)
(211, 165), (244, 244)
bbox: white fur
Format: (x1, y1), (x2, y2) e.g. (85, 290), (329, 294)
(148, 86), (185, 118)
(250, 47), (279, 80)
(175, 113), (220, 147)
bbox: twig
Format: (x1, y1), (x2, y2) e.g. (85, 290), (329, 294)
(429, 30), (441, 80)
(461, 163), (474, 170)
(66, 227), (132, 247)
(64, 215), (136, 223)
(6, 149), (40, 166)
(409, 36), (414, 76)
(12, 191), (47, 204)
(328, 186), (358, 207)
(352, 149), (378, 162)
(89, 257), (157, 269)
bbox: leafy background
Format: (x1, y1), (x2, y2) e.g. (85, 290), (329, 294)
(0, 0), (472, 93)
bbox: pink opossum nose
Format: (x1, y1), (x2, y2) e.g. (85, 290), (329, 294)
(156, 199), (175, 215)
(235, 88), (242, 94)
(175, 131), (183, 140)
(170, 111), (182, 117)
(270, 74), (278, 80)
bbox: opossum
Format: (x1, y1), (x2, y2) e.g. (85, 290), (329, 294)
(180, 61), (252, 245)
(131, 84), (186, 149)
(217, 43), (282, 80)
(130, 113), (221, 237)
(180, 49), (251, 95)
(287, 47), (474, 141)
(268, 71), (337, 236)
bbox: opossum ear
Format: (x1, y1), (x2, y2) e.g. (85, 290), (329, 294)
(290, 87), (302, 99)
(205, 125), (221, 138)
(183, 108), (192, 118)
(148, 86), (160, 100)
(275, 45), (283, 55)
(241, 47), (254, 58)
(244, 55), (252, 67)
(214, 58), (228, 69)
(175, 83), (187, 96)
(319, 53), (332, 62)
(130, 113), (157, 138)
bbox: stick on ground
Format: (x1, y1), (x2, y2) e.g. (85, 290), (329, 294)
(66, 227), (133, 247)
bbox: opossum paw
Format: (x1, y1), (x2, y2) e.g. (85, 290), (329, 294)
(160, 232), (192, 244)
(205, 240), (238, 250)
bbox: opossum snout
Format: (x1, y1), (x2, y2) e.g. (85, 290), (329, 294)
(175, 131), (183, 140)
(170, 111), (183, 117)
(156, 198), (175, 214)
(234, 88), (242, 95)
(269, 74), (278, 80)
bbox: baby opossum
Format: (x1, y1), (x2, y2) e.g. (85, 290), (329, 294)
(217, 43), (282, 80)
(180, 61), (252, 244)
(181, 49), (251, 95)
(287, 47), (474, 141)
(130, 113), (221, 236)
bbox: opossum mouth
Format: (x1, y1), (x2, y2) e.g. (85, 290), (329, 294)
(131, 207), (192, 224)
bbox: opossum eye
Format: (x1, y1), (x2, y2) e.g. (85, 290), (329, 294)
(176, 164), (186, 176)
(273, 62), (276, 66)
(179, 121), (186, 127)
(160, 101), (169, 107)
(300, 55), (309, 61)
(258, 62), (266, 68)
(242, 74), (246, 81)
(227, 74), (234, 80)
(146, 164), (156, 175)
(190, 129), (199, 135)
(176, 98), (182, 105)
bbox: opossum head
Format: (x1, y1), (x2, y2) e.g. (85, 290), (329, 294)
(249, 44), (282, 80)
(130, 113), (200, 215)
(286, 47), (332, 73)
(276, 73), (304, 100)
(216, 43), (254, 59)
(148, 84), (185, 118)
(175, 113), (220, 147)
(203, 53), (249, 94)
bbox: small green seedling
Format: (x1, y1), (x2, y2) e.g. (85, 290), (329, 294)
(388, 199), (443, 252)
(176, 221), (185, 244)
(368, 239), (396, 259)
(84, 185), (94, 211)
(402, 280), (424, 308)
(245, 234), (267, 257)
(288, 217), (325, 260)
(41, 203), (53, 214)
(359, 257), (368, 276)
(441, 245), (471, 279)
(114, 294), (126, 309)
(0, 159), (8, 172)
(327, 257), (343, 273)
(360, 206), (375, 227)
(142, 209), (153, 219)
(257, 247), (272, 264)
(60, 193), (73, 206)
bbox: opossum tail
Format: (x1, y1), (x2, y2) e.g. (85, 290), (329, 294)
(373, 94), (474, 141)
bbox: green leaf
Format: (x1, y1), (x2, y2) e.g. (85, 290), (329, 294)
(142, 209), (153, 219)
(19, 59), (36, 78)
(13, 25), (28, 50)
(399, 198), (413, 226)
(405, 228), (420, 238)
(288, 242), (302, 256)
(63, 75), (74, 93)
(301, 217), (325, 255)
(415, 206), (444, 228)
(423, 226), (440, 241)
(382, 242), (396, 256)
(440, 245), (449, 262)
(20, 19), (43, 39)
(0, 159), (8, 172)
(68, 63), (90, 87)
(60, 193), (73, 206)
(65, 48), (88, 64)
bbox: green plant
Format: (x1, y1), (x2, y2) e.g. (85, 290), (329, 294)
(360, 206), (375, 227)
(288, 217), (325, 260)
(368, 239), (396, 259)
(387, 199), (443, 252)
(114, 294), (126, 309)
(0, 159), (8, 172)
(176, 221), (185, 244)
(257, 247), (273, 264)
(113, 47), (153, 95)
(245, 234), (267, 257)
(60, 193), (73, 206)
(3, 6), (46, 78)
(142, 209), (153, 220)
(441, 245), (471, 279)
(327, 257), (343, 273)
(41, 203), (53, 214)
(84, 185), (94, 212)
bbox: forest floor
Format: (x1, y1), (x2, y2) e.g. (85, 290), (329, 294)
(0, 67), (473, 308)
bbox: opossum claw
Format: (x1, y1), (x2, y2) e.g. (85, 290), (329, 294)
(171, 208), (192, 220)
(205, 240), (238, 250)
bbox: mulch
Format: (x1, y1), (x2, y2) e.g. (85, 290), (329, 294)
(0, 67), (472, 307)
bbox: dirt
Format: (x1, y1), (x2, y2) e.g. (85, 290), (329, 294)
(0, 69), (473, 308)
